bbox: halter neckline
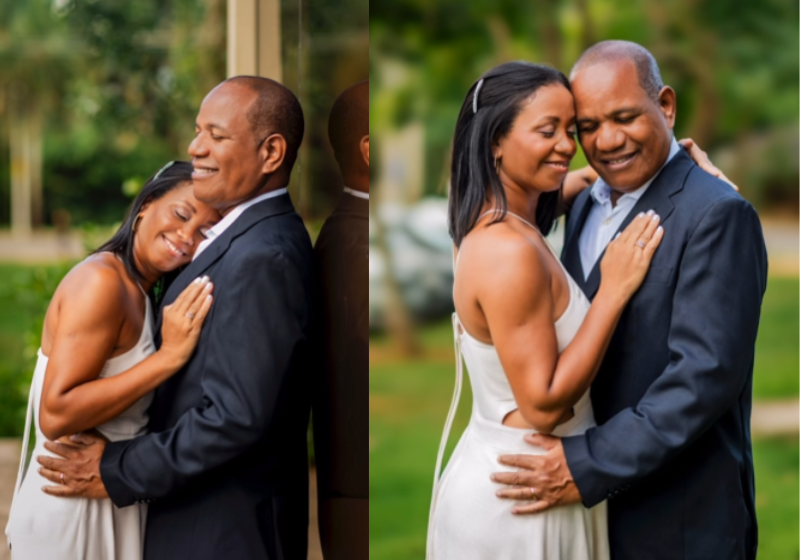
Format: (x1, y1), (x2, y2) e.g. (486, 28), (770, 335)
(477, 209), (540, 232)
(109, 252), (148, 297)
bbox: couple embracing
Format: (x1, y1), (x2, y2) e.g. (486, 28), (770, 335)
(428, 41), (767, 560)
(6, 76), (314, 560)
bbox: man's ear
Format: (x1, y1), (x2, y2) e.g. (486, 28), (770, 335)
(260, 134), (288, 175)
(360, 135), (369, 168)
(657, 86), (676, 130)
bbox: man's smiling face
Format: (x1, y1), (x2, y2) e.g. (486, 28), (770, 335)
(571, 58), (675, 192)
(188, 82), (265, 215)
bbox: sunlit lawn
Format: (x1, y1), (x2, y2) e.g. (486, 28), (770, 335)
(753, 277), (799, 398)
(369, 277), (799, 560)
(0, 262), (77, 435)
(0, 264), (34, 373)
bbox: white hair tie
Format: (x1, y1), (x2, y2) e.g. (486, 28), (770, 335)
(473, 79), (485, 114)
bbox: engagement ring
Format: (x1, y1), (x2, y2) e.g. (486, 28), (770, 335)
(186, 312), (195, 319)
(636, 240), (646, 248)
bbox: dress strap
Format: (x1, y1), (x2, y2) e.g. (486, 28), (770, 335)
(476, 209), (541, 234)
(476, 208), (539, 229)
(426, 312), (465, 560)
(109, 252), (148, 297)
(12, 364), (36, 501)
(476, 209), (498, 223)
(484, 209), (563, 261)
(503, 210), (539, 232)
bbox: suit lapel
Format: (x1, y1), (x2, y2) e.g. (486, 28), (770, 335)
(157, 193), (295, 328)
(582, 149), (694, 299)
(561, 188), (594, 295)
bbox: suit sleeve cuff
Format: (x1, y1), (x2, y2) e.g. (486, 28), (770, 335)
(562, 431), (607, 508)
(100, 439), (137, 508)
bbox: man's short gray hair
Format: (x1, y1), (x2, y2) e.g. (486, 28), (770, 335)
(570, 40), (664, 102)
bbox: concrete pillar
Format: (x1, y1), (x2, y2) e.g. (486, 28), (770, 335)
(7, 84), (42, 237)
(227, 0), (282, 80)
(30, 111), (43, 228)
(9, 107), (32, 238)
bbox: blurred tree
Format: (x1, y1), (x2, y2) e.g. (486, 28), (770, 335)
(370, 0), (799, 208)
(0, 0), (77, 231)
(43, 0), (227, 225)
(0, 0), (368, 228)
(0, 0), (227, 228)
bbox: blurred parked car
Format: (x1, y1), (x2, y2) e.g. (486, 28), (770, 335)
(369, 198), (566, 330)
(369, 198), (454, 329)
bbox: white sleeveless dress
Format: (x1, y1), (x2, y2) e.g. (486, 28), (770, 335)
(5, 288), (155, 560)
(428, 213), (610, 560)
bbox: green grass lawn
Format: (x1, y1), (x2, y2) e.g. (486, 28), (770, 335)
(753, 436), (800, 560)
(753, 277), (799, 399)
(370, 276), (799, 560)
(0, 262), (76, 435)
(0, 264), (37, 370)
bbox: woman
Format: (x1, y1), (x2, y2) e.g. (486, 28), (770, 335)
(427, 62), (665, 559)
(5, 161), (221, 559)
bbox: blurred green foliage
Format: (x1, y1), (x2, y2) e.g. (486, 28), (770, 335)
(753, 277), (799, 398)
(0, 262), (74, 436)
(0, 0), (227, 226)
(0, 0), (369, 226)
(753, 436), (800, 560)
(370, 0), (799, 207)
(369, 276), (800, 560)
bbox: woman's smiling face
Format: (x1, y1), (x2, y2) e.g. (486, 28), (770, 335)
(493, 83), (577, 195)
(133, 182), (220, 275)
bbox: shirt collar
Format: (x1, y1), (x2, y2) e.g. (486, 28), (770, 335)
(590, 137), (681, 205)
(344, 186), (369, 200)
(201, 188), (288, 243)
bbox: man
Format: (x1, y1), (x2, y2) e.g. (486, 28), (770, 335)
(38, 76), (314, 560)
(312, 80), (369, 560)
(492, 41), (767, 559)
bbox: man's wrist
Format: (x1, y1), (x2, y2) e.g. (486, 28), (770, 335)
(100, 439), (137, 507)
(561, 433), (601, 508)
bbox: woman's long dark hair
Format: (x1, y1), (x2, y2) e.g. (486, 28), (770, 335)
(94, 161), (195, 300)
(448, 62), (571, 247)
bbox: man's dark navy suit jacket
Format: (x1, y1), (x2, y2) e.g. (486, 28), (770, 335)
(101, 194), (314, 560)
(561, 149), (767, 560)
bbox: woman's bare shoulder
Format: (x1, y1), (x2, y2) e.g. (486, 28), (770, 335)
(459, 221), (550, 293)
(53, 254), (128, 313)
(462, 221), (547, 269)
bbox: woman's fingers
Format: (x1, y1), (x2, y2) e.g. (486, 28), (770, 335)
(643, 225), (665, 256)
(637, 212), (661, 244)
(192, 293), (214, 328)
(619, 211), (651, 243)
(169, 279), (193, 313)
(173, 276), (209, 314)
(679, 137), (739, 191)
(185, 281), (214, 323)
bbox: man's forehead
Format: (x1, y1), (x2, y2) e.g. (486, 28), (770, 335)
(571, 59), (645, 114)
(197, 84), (254, 122)
(571, 58), (637, 91)
(207, 81), (258, 106)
